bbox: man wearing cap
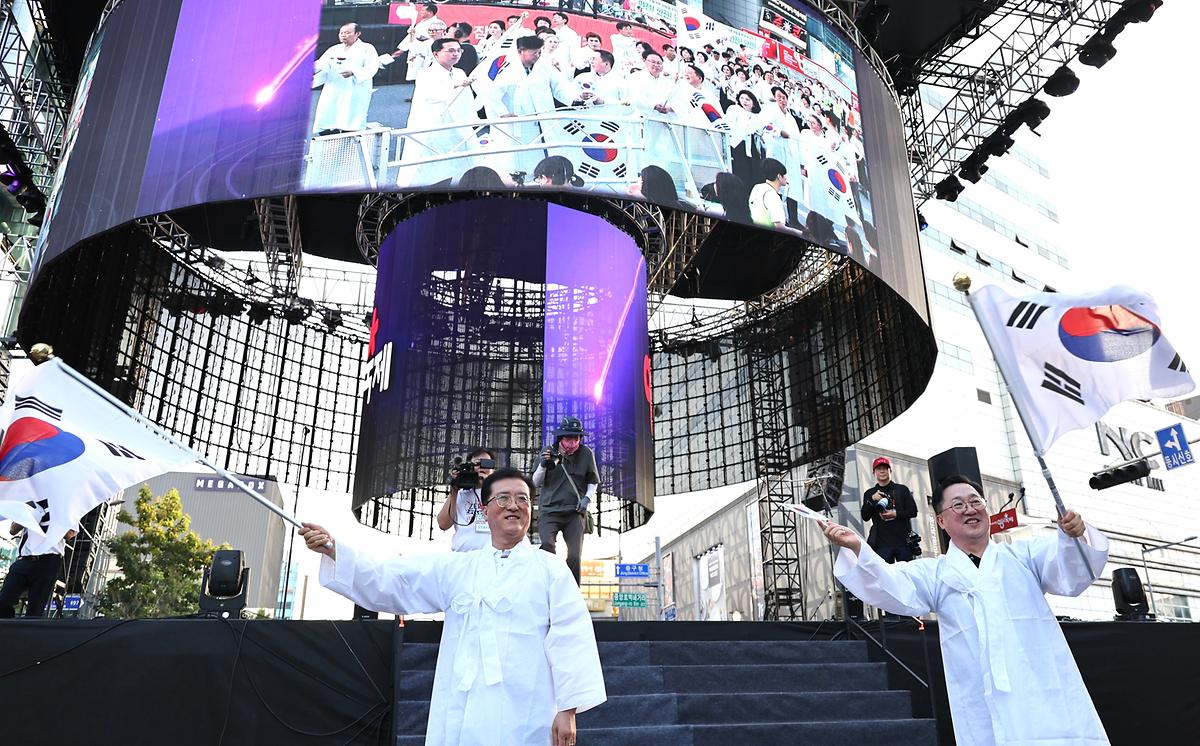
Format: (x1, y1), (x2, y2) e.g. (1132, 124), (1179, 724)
(861, 456), (919, 563)
(533, 416), (598, 584)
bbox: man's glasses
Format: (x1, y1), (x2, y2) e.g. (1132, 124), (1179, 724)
(940, 497), (987, 515)
(488, 493), (531, 507)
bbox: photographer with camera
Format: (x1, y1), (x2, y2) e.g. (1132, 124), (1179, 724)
(861, 457), (920, 563)
(437, 447), (497, 552)
(532, 416), (598, 584)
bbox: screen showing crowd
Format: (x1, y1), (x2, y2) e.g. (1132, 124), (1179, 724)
(303, 0), (879, 272)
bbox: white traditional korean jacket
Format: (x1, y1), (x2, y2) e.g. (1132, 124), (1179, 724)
(321, 538), (606, 745)
(835, 527), (1111, 746)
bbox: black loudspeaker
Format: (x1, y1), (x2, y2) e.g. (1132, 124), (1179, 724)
(352, 604), (380, 620)
(802, 450), (847, 512)
(927, 447), (982, 493)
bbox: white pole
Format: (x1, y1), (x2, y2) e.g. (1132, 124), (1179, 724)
(956, 277), (1096, 580)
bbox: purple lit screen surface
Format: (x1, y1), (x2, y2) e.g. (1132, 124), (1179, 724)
(543, 204), (652, 503)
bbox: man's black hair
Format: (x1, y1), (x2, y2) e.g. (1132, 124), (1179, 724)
(517, 35), (544, 51)
(534, 15), (552, 27)
(423, 3), (438, 15)
(431, 37), (459, 54)
(761, 157), (787, 181)
(642, 50), (663, 62)
(687, 64), (705, 82)
(595, 49), (615, 68)
(341, 22), (361, 35)
(452, 22), (472, 40)
(553, 11), (569, 22)
(615, 21), (631, 31)
(933, 474), (984, 513)
(467, 446), (494, 462)
(770, 85), (786, 98)
(481, 467), (536, 504)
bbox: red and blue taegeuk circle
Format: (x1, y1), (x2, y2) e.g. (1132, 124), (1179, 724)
(488, 55), (508, 80)
(701, 103), (722, 125)
(827, 169), (847, 192)
(0, 417), (85, 482)
(582, 133), (618, 163)
(684, 17), (700, 31)
(1058, 304), (1160, 363)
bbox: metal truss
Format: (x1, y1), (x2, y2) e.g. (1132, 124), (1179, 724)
(0, 0), (72, 193)
(255, 195), (304, 299)
(903, 0), (1126, 201)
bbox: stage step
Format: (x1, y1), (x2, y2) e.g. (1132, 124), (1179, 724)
(393, 637), (936, 744)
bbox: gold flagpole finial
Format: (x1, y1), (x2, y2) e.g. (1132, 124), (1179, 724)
(952, 273), (972, 293)
(28, 343), (55, 364)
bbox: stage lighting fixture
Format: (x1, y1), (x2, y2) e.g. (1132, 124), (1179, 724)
(26, 211), (43, 228)
(322, 308), (343, 332)
(244, 268), (260, 285)
(247, 301), (272, 325)
(690, 308), (702, 328)
(283, 297), (312, 325)
(1078, 33), (1117, 68)
(1043, 65), (1080, 97)
(1089, 459), (1151, 490)
(856, 2), (890, 42)
(917, 211), (928, 231)
(958, 155), (989, 184)
(934, 175), (964, 202)
(1111, 567), (1154, 621)
(203, 254), (226, 271)
(1013, 98), (1052, 130)
(1121, 0), (1161, 23)
(980, 131), (1015, 157)
(0, 165), (16, 186)
(199, 549), (250, 618)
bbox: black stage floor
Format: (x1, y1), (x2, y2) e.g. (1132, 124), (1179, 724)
(0, 618), (1192, 744)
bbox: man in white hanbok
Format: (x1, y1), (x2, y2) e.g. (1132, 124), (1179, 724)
(479, 35), (579, 177)
(400, 39), (481, 187)
(301, 467), (606, 746)
(821, 474), (1111, 746)
(394, 3), (443, 82)
(312, 23), (380, 134)
(575, 50), (626, 107)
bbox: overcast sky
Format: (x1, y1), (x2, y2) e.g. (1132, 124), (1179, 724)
(1035, 1), (1199, 382)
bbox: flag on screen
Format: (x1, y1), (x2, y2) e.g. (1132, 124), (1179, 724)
(0, 359), (197, 555)
(970, 284), (1195, 455)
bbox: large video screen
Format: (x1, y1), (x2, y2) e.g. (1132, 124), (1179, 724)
(36, 0), (911, 300)
(355, 198), (653, 508)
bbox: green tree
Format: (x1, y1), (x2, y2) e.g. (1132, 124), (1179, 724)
(97, 485), (227, 618)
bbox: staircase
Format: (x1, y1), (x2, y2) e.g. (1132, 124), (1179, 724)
(393, 634), (937, 745)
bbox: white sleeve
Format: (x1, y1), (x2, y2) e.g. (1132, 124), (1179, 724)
(543, 558), (607, 713)
(584, 483), (597, 500)
(319, 538), (454, 615)
(1019, 525), (1109, 597)
(532, 463), (547, 488)
(354, 44), (380, 82)
(834, 542), (935, 617)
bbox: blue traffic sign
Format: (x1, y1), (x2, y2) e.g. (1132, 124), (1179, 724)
(64, 594), (82, 611)
(1156, 424), (1194, 471)
(615, 563), (650, 578)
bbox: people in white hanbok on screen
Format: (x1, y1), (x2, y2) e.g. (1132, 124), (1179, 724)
(312, 23), (379, 134)
(400, 39), (481, 187)
(821, 475), (1111, 746)
(301, 468), (606, 746)
(394, 3), (443, 82)
(574, 50), (626, 107)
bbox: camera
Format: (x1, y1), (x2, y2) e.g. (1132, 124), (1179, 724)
(870, 495), (891, 513)
(906, 530), (923, 557)
(451, 457), (495, 489)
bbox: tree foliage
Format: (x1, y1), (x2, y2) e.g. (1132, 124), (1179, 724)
(97, 485), (226, 618)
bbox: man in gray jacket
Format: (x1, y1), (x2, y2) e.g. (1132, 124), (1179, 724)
(533, 416), (598, 584)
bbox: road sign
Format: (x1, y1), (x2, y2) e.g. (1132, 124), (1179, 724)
(1156, 423), (1194, 471)
(662, 605), (677, 621)
(612, 592), (647, 608)
(63, 594), (82, 611)
(615, 563), (650, 578)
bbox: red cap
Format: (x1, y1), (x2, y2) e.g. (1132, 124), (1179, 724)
(872, 456), (892, 470)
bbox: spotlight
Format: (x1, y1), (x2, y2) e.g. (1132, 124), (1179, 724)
(690, 308), (702, 328)
(204, 254), (226, 271)
(199, 548), (250, 619)
(1078, 33), (1117, 68)
(958, 154), (989, 184)
(1013, 97), (1052, 130)
(322, 308), (343, 332)
(934, 175), (964, 202)
(282, 297), (312, 325)
(0, 166), (16, 186)
(980, 131), (1015, 157)
(1043, 65), (1080, 97)
(917, 211), (928, 231)
(212, 295), (246, 318)
(244, 268), (261, 285)
(1120, 0), (1161, 23)
(1111, 567), (1154, 621)
(247, 301), (272, 325)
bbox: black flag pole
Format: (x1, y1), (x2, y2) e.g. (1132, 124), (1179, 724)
(955, 274), (1097, 581)
(51, 356), (329, 547)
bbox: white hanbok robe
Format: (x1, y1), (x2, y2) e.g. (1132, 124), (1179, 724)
(312, 40), (380, 133)
(400, 63), (480, 187)
(835, 527), (1111, 746)
(760, 104), (803, 202)
(480, 62), (578, 174)
(575, 70), (626, 107)
(321, 539), (606, 746)
(397, 18), (439, 81)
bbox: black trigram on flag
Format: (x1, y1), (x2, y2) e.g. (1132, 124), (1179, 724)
(563, 120), (585, 135)
(815, 154), (830, 166)
(577, 162), (600, 179)
(15, 395), (62, 420)
(599, 121), (620, 133)
(98, 440), (145, 460)
(613, 163), (627, 178)
(1041, 362), (1084, 405)
(1169, 353), (1189, 373)
(1006, 301), (1050, 330)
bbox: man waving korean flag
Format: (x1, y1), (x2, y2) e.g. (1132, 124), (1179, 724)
(0, 355), (196, 555)
(970, 283), (1194, 455)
